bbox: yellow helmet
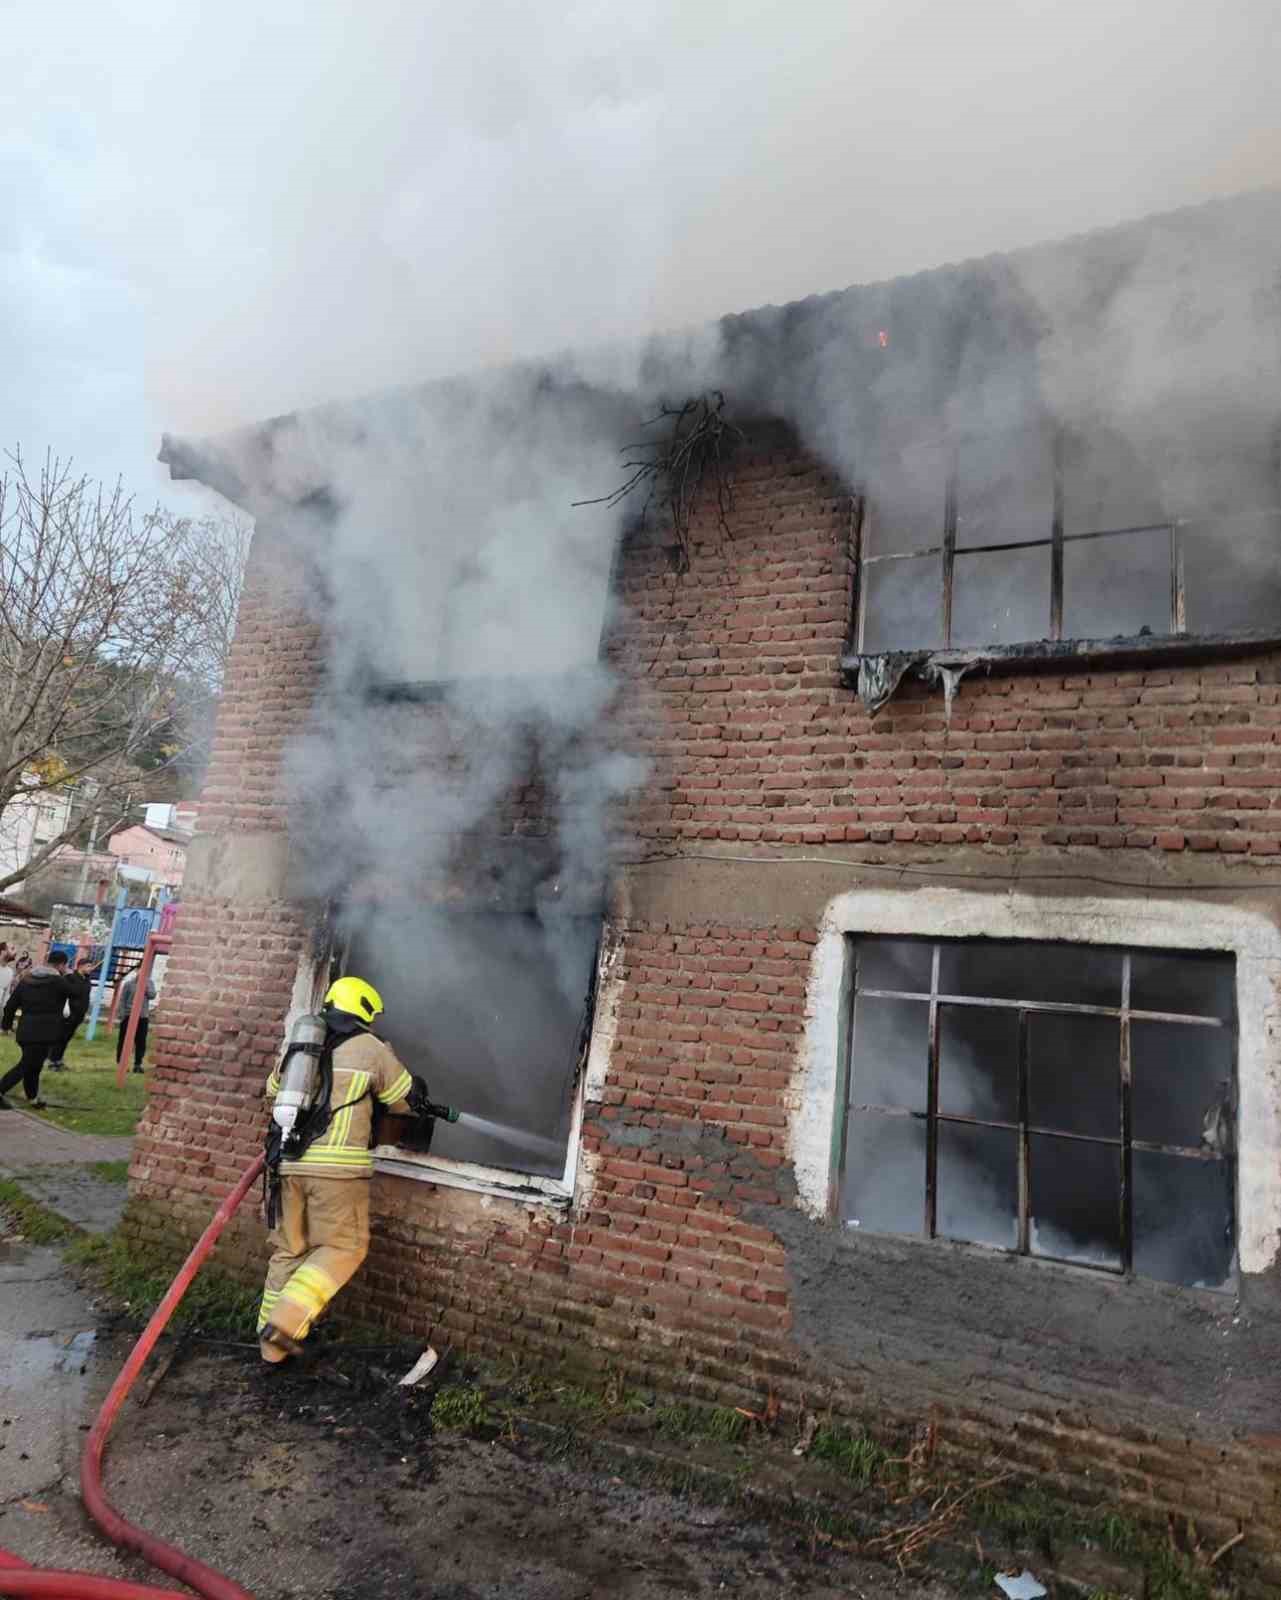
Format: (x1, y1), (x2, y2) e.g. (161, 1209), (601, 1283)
(323, 975), (384, 1025)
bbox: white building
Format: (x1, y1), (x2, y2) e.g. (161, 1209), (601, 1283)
(0, 775), (75, 886)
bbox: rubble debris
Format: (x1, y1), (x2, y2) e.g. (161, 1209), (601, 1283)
(138, 1332), (190, 1408)
(398, 1346), (440, 1388)
(994, 1569), (1047, 1599)
(733, 1389), (780, 1430)
(792, 1413), (819, 1457)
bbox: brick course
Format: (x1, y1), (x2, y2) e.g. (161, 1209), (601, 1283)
(610, 429), (1281, 854)
(127, 426), (1281, 1592)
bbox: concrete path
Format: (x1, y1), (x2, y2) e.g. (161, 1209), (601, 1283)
(0, 1107), (133, 1234)
(0, 1229), (140, 1583)
(0, 1107), (133, 1166)
(0, 1240), (98, 1503)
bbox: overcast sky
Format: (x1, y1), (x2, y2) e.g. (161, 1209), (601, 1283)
(2, 1), (1278, 511)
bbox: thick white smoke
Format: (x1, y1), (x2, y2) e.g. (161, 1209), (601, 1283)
(8, 1), (1279, 436)
(28, 0), (1276, 1172)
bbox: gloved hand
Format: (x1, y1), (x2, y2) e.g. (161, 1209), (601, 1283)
(406, 1075), (434, 1120)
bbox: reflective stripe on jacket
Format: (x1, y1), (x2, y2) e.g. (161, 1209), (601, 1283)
(267, 1029), (413, 1179)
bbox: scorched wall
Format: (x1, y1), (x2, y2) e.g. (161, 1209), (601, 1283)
(128, 425), (1281, 1590)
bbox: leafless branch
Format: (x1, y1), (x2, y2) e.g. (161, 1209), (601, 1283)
(574, 392), (743, 572)
(0, 449), (250, 894)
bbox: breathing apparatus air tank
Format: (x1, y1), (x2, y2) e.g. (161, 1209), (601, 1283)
(272, 1012), (328, 1140)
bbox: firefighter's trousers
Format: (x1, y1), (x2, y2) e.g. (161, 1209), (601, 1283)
(257, 1174), (370, 1363)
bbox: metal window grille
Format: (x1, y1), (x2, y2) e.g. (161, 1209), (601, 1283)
(840, 936), (1237, 1288)
(852, 426), (1280, 651)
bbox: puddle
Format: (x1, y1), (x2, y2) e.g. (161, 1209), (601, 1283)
(11, 1327), (97, 1382)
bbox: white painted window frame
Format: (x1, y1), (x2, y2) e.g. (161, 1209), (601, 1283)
(789, 884), (1281, 1278)
(281, 925), (623, 1210)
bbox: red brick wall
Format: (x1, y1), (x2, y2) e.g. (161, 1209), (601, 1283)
(129, 530), (323, 1251)
(198, 535), (324, 836)
(126, 428), (1281, 1591)
(347, 916), (805, 1390)
(132, 897), (310, 1206)
(611, 427), (1281, 855)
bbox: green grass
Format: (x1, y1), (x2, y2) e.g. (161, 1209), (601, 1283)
(809, 1424), (890, 1487)
(65, 1231), (260, 1333)
(971, 1485), (1213, 1600)
(431, 1384), (491, 1431)
(653, 1403), (750, 1444)
(8, 1030), (149, 1137)
(0, 1176), (78, 1244)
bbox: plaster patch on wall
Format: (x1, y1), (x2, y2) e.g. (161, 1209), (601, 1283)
(790, 882), (1281, 1275)
(788, 930), (848, 1221)
(583, 929), (624, 1105)
(281, 940), (326, 1056)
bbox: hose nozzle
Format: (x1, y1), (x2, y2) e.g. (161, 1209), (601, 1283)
(423, 1100), (460, 1123)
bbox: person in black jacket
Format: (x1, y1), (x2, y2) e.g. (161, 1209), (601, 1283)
(0, 951), (74, 1110)
(45, 957), (96, 1073)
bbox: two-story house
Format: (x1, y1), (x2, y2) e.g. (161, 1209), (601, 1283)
(134, 188), (1281, 1590)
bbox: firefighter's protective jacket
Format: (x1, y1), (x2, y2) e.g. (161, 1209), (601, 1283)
(266, 1031), (413, 1178)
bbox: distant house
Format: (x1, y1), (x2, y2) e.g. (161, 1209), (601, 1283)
(44, 800), (198, 905)
(0, 775), (75, 886)
(108, 805), (196, 893)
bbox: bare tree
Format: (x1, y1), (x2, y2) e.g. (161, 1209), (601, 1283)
(0, 449), (249, 896)
(157, 509), (252, 784)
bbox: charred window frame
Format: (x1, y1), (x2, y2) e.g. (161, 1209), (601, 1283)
(329, 907), (605, 1205)
(851, 422), (1281, 659)
(838, 935), (1237, 1290)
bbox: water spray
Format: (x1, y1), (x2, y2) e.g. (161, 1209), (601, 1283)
(452, 1111), (563, 1161)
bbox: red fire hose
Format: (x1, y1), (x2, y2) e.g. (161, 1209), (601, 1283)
(0, 1155), (265, 1600)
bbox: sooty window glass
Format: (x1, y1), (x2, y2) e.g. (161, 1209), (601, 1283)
(342, 907), (600, 1178)
(854, 422), (1281, 652)
(841, 936), (1236, 1289)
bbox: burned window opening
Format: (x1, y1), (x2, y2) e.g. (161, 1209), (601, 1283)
(340, 905), (603, 1180)
(840, 935), (1236, 1290)
(849, 420), (1281, 712)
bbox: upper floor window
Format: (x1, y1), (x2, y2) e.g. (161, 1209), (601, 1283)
(840, 935), (1235, 1290)
(854, 420), (1281, 655)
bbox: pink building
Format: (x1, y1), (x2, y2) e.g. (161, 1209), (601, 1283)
(106, 823), (190, 892)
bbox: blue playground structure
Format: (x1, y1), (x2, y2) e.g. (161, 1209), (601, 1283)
(48, 894), (171, 1039)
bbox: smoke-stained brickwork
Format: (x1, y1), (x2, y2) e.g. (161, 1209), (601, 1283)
(129, 426), (1281, 1592)
(610, 429), (1281, 856)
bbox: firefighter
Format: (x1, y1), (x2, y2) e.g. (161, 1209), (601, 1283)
(257, 975), (414, 1364)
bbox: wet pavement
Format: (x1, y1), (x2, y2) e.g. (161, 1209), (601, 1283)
(0, 1229), (137, 1584)
(0, 1105), (133, 1234)
(0, 1239), (97, 1502)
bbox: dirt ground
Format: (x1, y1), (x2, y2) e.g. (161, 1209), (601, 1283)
(0, 1232), (969, 1600)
